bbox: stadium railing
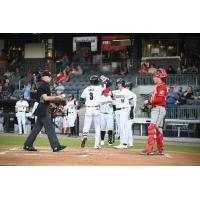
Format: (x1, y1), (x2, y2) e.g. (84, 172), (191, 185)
(135, 74), (200, 86)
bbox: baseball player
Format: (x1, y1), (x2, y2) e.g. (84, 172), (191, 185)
(15, 95), (29, 134)
(63, 94), (78, 137)
(125, 82), (137, 147)
(142, 68), (167, 155)
(112, 78), (135, 149)
(79, 75), (111, 149)
(0, 107), (4, 133)
(100, 89), (114, 145)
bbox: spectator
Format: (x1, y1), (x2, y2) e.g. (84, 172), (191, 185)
(71, 65), (83, 76)
(22, 82), (31, 100)
(148, 64), (157, 74)
(30, 83), (38, 100)
(139, 63), (149, 74)
(3, 69), (12, 78)
(177, 66), (182, 75)
(14, 67), (22, 79)
(55, 71), (69, 83)
(27, 69), (33, 78)
(166, 65), (176, 74)
(166, 86), (179, 105)
(177, 86), (183, 100)
(119, 65), (129, 75)
(182, 65), (187, 74)
(62, 54), (70, 71)
(0, 84), (3, 99)
(182, 86), (194, 105)
(190, 65), (198, 73)
(54, 82), (65, 96)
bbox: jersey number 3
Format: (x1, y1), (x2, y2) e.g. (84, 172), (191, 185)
(89, 92), (93, 100)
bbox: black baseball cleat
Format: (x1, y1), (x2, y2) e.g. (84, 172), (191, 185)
(53, 145), (67, 152)
(140, 149), (154, 155)
(23, 146), (37, 151)
(153, 151), (165, 156)
(81, 137), (87, 148)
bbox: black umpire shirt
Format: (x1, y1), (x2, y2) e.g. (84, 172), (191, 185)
(36, 80), (51, 105)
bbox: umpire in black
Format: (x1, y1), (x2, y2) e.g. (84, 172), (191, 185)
(23, 71), (66, 152)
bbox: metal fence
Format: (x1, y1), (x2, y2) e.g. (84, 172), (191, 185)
(137, 105), (200, 120)
(136, 74), (200, 86)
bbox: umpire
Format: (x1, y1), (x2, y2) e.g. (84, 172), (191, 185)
(23, 71), (66, 152)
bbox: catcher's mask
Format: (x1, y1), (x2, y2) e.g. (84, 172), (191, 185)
(90, 75), (99, 85)
(153, 68), (167, 80)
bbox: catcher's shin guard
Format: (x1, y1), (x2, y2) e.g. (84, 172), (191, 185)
(156, 126), (164, 152)
(146, 123), (156, 152)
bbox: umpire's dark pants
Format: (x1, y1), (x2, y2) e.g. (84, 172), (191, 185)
(24, 108), (60, 149)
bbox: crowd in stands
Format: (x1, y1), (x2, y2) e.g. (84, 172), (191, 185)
(139, 61), (199, 75)
(166, 85), (200, 106)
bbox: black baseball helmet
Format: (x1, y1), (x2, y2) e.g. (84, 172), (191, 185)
(90, 75), (99, 85)
(67, 94), (74, 99)
(116, 78), (125, 87)
(125, 81), (133, 90)
(19, 94), (24, 99)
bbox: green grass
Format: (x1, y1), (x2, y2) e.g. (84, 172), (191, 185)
(0, 134), (200, 153)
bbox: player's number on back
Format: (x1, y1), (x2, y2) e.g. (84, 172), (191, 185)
(121, 98), (124, 103)
(89, 92), (93, 100)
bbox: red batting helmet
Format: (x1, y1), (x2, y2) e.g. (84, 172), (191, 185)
(153, 68), (167, 79)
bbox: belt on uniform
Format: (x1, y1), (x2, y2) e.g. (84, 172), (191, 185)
(68, 112), (74, 114)
(152, 105), (165, 108)
(87, 106), (99, 107)
(101, 112), (109, 114)
(116, 107), (127, 110)
(18, 111), (25, 112)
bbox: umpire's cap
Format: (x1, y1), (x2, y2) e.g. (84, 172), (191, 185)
(116, 78), (125, 87)
(90, 75), (99, 85)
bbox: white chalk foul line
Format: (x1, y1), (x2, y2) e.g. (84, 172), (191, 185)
(164, 154), (173, 158)
(0, 151), (9, 155)
(9, 147), (18, 151)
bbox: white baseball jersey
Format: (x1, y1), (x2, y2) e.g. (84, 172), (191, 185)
(15, 100), (29, 112)
(100, 95), (113, 114)
(112, 88), (133, 109)
(64, 100), (77, 114)
(81, 85), (106, 106)
(15, 100), (29, 134)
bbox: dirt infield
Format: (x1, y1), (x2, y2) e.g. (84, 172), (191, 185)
(0, 144), (200, 166)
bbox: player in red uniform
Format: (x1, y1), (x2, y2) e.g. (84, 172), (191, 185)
(142, 68), (167, 155)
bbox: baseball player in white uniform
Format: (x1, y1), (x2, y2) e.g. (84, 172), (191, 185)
(125, 82), (137, 147)
(112, 78), (135, 149)
(79, 75), (111, 149)
(0, 107), (4, 133)
(100, 89), (114, 145)
(63, 94), (77, 136)
(15, 95), (29, 134)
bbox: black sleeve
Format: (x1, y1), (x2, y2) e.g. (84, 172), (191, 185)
(130, 106), (134, 119)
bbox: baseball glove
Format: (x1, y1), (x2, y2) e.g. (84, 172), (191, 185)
(140, 104), (151, 113)
(49, 103), (58, 114)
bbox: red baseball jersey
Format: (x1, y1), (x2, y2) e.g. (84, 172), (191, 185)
(150, 82), (167, 106)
